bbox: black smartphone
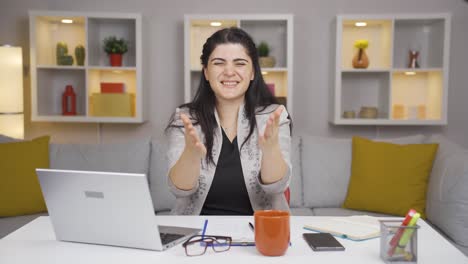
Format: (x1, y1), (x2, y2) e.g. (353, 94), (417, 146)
(303, 233), (345, 251)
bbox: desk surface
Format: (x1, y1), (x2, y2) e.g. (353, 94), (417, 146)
(0, 216), (466, 264)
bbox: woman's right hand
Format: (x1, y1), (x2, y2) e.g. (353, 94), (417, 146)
(180, 113), (207, 158)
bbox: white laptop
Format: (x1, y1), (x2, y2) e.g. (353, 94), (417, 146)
(35, 168), (200, 251)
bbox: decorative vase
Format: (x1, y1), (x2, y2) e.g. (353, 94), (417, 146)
(62, 85), (77, 115)
(359, 106), (378, 119)
(75, 45), (85, 66)
(408, 50), (420, 68)
(109, 53), (123, 67)
(352, 48), (369, 69)
(259, 56), (276, 68)
(343, 110), (356, 119)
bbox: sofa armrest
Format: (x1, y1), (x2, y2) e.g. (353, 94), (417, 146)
(426, 135), (468, 248)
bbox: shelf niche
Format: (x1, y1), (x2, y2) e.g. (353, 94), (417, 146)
(36, 68), (86, 116)
(35, 16), (86, 66)
(341, 19), (392, 70)
(88, 18), (136, 67)
(391, 71), (442, 120)
(393, 19), (445, 69)
(341, 72), (390, 119)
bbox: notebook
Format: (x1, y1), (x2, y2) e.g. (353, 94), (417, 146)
(201, 218), (255, 246)
(36, 168), (201, 251)
(303, 233), (346, 251)
(303, 215), (380, 241)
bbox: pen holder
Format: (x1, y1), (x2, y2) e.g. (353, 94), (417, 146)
(380, 220), (419, 263)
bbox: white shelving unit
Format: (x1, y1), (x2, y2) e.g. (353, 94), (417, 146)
(331, 14), (451, 125)
(29, 11), (145, 123)
(184, 14), (293, 114)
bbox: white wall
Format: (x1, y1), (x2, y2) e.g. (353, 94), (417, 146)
(1, 0), (467, 146)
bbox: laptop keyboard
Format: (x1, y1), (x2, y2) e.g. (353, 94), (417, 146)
(160, 232), (185, 245)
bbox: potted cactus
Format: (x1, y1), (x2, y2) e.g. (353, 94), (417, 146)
(56, 42), (74, 65)
(103, 36), (128, 67)
(257, 41), (276, 68)
(75, 45), (85, 66)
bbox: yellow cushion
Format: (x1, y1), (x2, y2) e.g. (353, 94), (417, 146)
(343, 136), (438, 218)
(0, 136), (50, 216)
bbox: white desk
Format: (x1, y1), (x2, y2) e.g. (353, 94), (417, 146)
(0, 216), (466, 264)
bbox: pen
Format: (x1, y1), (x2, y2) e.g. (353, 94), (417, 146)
(397, 213), (420, 250)
(249, 222), (255, 232)
(395, 213), (421, 253)
(388, 209), (417, 256)
(201, 219), (208, 239)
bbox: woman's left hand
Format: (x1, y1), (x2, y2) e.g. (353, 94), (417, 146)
(259, 105), (283, 151)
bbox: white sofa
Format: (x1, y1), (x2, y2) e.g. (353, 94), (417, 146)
(0, 134), (467, 256)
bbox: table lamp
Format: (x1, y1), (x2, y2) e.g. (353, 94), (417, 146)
(0, 45), (24, 139)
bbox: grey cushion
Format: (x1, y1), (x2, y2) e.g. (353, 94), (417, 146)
(149, 140), (176, 211)
(0, 134), (22, 143)
(290, 207), (314, 216)
(49, 139), (151, 174)
(312, 208), (393, 217)
(302, 136), (352, 208)
(301, 135), (426, 208)
(289, 136), (303, 207)
(425, 134), (468, 247)
(0, 213), (47, 238)
(374, 134), (425, 145)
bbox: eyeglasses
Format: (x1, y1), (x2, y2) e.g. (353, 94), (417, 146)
(182, 235), (232, 256)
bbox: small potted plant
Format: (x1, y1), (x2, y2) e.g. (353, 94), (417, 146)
(103, 36), (128, 67)
(257, 41), (276, 68)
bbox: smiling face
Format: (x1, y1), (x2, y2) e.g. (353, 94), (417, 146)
(204, 43), (254, 104)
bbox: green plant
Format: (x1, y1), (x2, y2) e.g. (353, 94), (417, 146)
(103, 36), (128, 54)
(354, 39), (369, 49)
(257, 41), (270, 57)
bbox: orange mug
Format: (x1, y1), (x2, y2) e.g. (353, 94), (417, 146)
(254, 210), (290, 256)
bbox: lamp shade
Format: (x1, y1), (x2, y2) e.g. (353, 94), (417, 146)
(0, 46), (24, 139)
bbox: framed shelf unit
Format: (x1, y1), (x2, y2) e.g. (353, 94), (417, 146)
(29, 11), (144, 123)
(184, 14), (293, 113)
(331, 14), (450, 125)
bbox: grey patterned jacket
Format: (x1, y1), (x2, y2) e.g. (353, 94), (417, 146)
(166, 103), (292, 215)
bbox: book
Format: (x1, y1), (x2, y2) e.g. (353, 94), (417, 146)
(303, 215), (380, 241)
(100, 82), (125, 93)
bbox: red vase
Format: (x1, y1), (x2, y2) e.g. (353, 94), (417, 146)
(109, 53), (122, 67)
(62, 85), (77, 115)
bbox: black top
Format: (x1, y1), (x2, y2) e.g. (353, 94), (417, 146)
(200, 129), (254, 215)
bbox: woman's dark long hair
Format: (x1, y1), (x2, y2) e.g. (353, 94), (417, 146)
(167, 27), (288, 165)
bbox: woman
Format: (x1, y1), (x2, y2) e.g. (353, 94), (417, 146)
(166, 27), (292, 215)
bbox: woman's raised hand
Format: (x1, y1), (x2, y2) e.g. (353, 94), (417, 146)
(258, 105), (283, 151)
(180, 113), (207, 158)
